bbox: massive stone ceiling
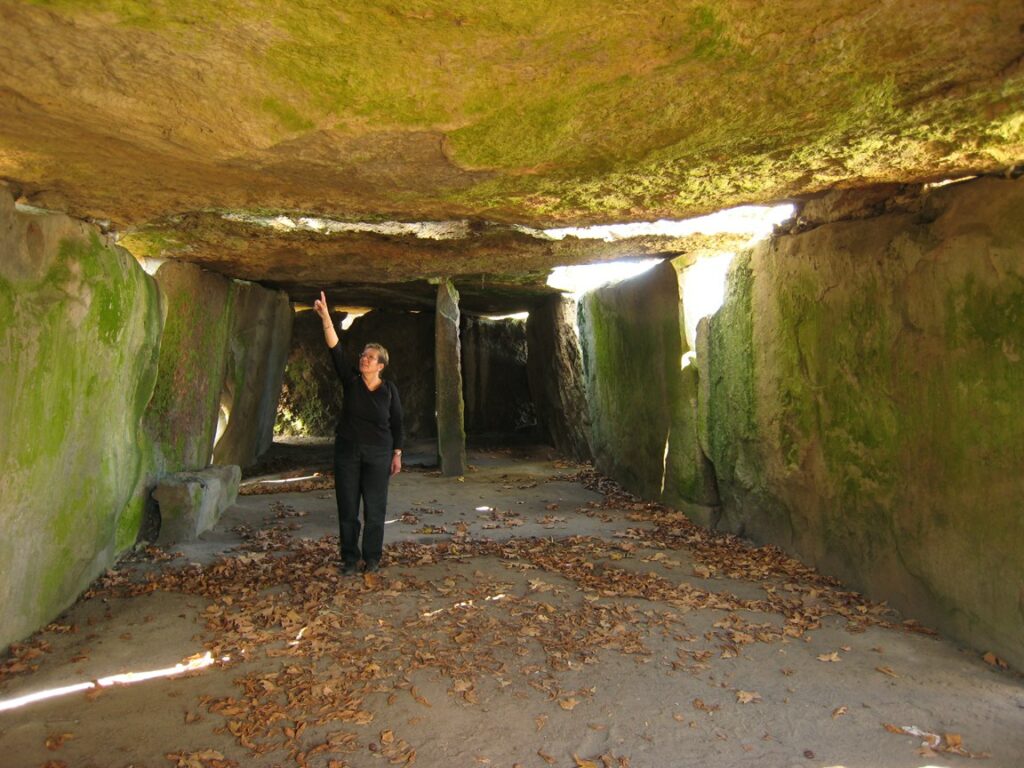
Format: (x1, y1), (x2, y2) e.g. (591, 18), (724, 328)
(1, 1), (1022, 311)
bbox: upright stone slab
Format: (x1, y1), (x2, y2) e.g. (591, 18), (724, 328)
(213, 281), (293, 468)
(145, 261), (233, 474)
(579, 261), (718, 512)
(0, 190), (162, 650)
(526, 295), (591, 460)
(462, 316), (534, 437)
(435, 279), (466, 475)
(704, 177), (1024, 669)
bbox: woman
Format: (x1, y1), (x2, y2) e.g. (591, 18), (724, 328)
(313, 291), (404, 575)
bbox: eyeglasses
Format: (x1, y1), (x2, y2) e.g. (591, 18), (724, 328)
(359, 352), (379, 360)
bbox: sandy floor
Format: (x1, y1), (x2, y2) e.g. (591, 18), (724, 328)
(1, 442), (1022, 768)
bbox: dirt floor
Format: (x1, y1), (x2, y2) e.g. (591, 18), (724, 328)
(1, 441), (1022, 768)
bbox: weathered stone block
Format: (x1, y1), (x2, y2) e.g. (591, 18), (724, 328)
(0, 189), (162, 650)
(153, 465), (240, 544)
(145, 261), (233, 473)
(526, 295), (591, 460)
(213, 281), (293, 468)
(462, 316), (534, 437)
(579, 261), (718, 510)
(705, 177), (1024, 669)
(435, 279), (467, 475)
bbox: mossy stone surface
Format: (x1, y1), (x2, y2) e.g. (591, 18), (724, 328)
(2, 1), (1021, 244)
(579, 261), (717, 511)
(705, 177), (1024, 669)
(0, 194), (161, 650)
(144, 261), (234, 473)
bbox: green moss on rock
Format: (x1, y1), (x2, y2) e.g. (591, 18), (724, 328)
(0, 201), (161, 650)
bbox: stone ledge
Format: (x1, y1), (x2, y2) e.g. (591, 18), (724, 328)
(153, 465), (241, 545)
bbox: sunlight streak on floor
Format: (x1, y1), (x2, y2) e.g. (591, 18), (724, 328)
(0, 652), (221, 712)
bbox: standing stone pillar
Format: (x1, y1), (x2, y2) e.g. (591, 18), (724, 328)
(435, 279), (467, 476)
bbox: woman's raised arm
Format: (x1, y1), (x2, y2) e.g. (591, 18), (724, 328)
(313, 290), (340, 349)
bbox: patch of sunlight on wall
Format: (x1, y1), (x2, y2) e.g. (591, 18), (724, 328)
(547, 259), (663, 296)
(680, 252), (737, 352)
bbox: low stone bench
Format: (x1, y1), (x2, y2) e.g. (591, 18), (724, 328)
(153, 465), (241, 544)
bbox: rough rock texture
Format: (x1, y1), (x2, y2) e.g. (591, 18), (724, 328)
(1, 2), (1022, 314)
(212, 281), (293, 468)
(526, 296), (592, 461)
(461, 317), (535, 437)
(579, 261), (718, 512)
(436, 280), (467, 475)
(0, 191), (162, 650)
(144, 261), (234, 473)
(704, 176), (1024, 669)
(1, 2), (1021, 231)
(153, 465), (241, 545)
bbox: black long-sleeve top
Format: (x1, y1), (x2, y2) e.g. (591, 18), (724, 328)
(329, 344), (404, 450)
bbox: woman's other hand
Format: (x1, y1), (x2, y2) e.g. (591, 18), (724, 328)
(390, 453), (402, 476)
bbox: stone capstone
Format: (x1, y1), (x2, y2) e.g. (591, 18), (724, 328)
(153, 465), (241, 545)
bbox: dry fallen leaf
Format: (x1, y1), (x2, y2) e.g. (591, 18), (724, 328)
(535, 715), (548, 732)
(573, 755), (600, 768)
(537, 749), (557, 765)
(831, 706), (848, 719)
(560, 697), (580, 710)
(982, 652), (1008, 669)
(44, 732), (74, 751)
(875, 665), (899, 678)
(817, 651), (841, 663)
(736, 690), (761, 704)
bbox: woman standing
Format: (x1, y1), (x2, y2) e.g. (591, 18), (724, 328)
(313, 291), (404, 575)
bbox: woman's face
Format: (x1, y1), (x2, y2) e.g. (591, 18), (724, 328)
(359, 347), (385, 376)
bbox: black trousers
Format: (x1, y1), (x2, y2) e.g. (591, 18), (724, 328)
(333, 438), (392, 564)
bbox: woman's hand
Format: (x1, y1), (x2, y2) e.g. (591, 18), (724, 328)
(390, 452), (402, 476)
(314, 290), (340, 348)
(313, 290), (331, 322)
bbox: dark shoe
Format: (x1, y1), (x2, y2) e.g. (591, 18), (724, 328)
(364, 560), (380, 573)
(340, 561), (358, 576)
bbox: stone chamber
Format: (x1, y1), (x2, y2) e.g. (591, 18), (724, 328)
(0, 1), (1023, 764)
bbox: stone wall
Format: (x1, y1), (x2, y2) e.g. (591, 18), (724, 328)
(212, 282), (293, 467)
(0, 192), (162, 649)
(526, 296), (591, 460)
(144, 261), (234, 473)
(703, 177), (1024, 668)
(579, 261), (718, 512)
(462, 316), (535, 438)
